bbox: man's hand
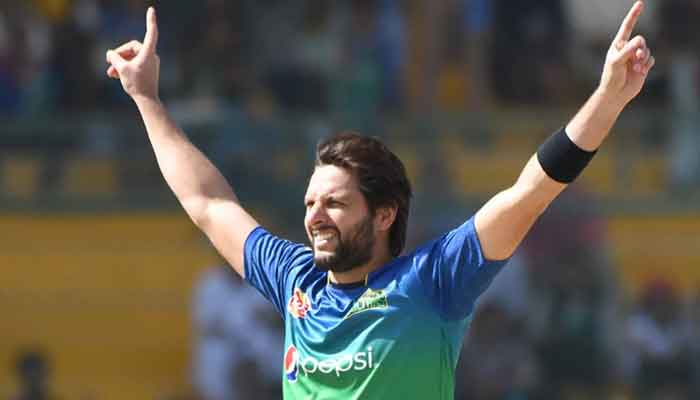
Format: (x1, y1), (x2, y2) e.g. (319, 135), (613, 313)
(475, 1), (658, 261)
(599, 1), (655, 106)
(106, 7), (160, 102)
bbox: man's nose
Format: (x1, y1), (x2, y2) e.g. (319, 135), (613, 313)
(307, 203), (329, 226)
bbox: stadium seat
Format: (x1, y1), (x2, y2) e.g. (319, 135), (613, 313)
(61, 157), (118, 197)
(578, 150), (615, 195)
(608, 216), (700, 295)
(628, 154), (666, 195)
(390, 143), (422, 189)
(1, 155), (42, 199)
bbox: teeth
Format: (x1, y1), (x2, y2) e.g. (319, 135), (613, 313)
(313, 230), (335, 242)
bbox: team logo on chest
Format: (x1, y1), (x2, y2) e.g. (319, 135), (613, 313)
(345, 288), (389, 319)
(287, 288), (312, 319)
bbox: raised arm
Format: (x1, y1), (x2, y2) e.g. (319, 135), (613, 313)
(475, 1), (655, 260)
(106, 8), (259, 276)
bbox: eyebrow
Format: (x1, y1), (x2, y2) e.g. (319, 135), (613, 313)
(328, 193), (350, 201)
(304, 192), (351, 204)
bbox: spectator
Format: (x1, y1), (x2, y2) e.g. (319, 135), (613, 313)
(520, 186), (621, 397)
(192, 265), (283, 400)
(11, 349), (58, 400)
(456, 302), (541, 400)
(0, 5), (23, 113)
(332, 0), (384, 132)
(535, 250), (613, 398)
(491, 0), (569, 103)
(660, 0), (700, 190)
(50, 5), (98, 111)
(624, 279), (693, 399)
(374, 0), (406, 111)
(690, 288), (700, 397)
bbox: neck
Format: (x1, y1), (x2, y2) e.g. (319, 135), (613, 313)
(329, 249), (393, 285)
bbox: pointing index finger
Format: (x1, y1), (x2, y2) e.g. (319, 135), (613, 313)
(615, 1), (643, 44)
(139, 7), (158, 58)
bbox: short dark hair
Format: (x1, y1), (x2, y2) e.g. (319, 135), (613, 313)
(315, 132), (413, 256)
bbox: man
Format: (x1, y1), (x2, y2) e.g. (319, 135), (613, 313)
(106, 2), (654, 398)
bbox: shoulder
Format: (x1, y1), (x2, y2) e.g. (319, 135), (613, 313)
(246, 227), (314, 265)
(403, 216), (481, 262)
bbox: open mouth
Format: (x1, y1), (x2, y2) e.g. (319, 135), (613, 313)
(313, 228), (338, 249)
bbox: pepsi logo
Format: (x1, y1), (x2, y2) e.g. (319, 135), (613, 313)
(282, 345), (377, 382)
(284, 345), (299, 383)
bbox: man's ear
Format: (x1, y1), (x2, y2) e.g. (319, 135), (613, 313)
(374, 205), (397, 232)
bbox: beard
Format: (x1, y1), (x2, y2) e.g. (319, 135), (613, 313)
(313, 215), (375, 273)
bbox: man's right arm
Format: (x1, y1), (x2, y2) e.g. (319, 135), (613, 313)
(136, 97), (259, 277)
(106, 7), (258, 277)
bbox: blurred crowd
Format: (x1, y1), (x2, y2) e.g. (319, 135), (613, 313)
(0, 0), (409, 117)
(2, 0), (700, 188)
(0, 0), (697, 112)
(1, 0), (700, 189)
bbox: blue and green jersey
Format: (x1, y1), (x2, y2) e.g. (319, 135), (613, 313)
(244, 216), (509, 399)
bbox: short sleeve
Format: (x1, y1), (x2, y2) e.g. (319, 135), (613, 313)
(244, 227), (313, 317)
(413, 216), (510, 320)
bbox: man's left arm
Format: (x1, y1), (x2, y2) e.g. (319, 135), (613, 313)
(475, 1), (655, 260)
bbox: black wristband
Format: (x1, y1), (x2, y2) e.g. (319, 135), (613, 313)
(536, 127), (597, 183)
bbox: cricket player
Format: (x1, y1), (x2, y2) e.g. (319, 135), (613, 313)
(106, 2), (654, 398)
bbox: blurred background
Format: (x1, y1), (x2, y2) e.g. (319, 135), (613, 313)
(1, 0), (699, 399)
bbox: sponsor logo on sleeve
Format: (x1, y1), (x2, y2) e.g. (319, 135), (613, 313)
(287, 288), (311, 319)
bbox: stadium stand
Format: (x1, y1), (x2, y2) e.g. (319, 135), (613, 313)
(0, 214), (220, 399)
